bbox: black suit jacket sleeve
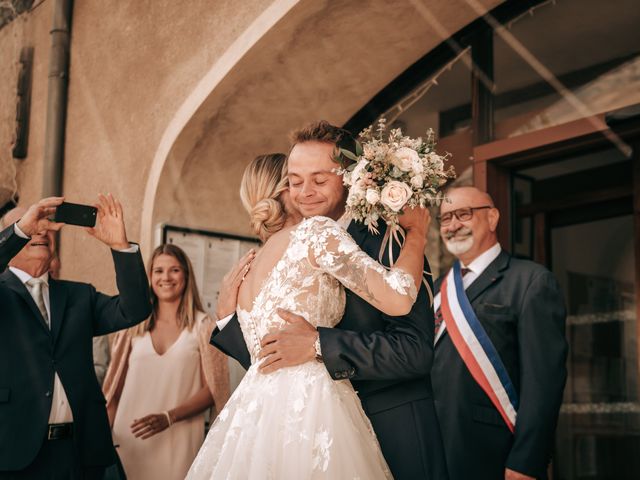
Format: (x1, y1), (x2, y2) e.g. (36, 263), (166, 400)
(506, 270), (568, 477)
(91, 247), (152, 336)
(318, 274), (433, 381)
(0, 225), (29, 271)
(210, 314), (252, 369)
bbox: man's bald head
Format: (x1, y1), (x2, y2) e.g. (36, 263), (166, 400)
(439, 186), (500, 265)
(443, 187), (495, 210)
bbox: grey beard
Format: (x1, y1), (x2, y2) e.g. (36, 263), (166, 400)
(443, 228), (474, 256)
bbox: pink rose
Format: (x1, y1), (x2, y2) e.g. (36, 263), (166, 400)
(380, 181), (413, 212)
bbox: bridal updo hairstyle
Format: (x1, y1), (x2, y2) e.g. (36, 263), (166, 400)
(240, 153), (288, 242)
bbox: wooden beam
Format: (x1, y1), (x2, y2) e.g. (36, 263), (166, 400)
(518, 185), (633, 216)
(633, 140), (640, 399)
(473, 114), (609, 163)
(471, 23), (494, 145)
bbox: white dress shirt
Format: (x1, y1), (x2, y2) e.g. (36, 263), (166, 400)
(459, 242), (502, 289)
(11, 223), (138, 423)
(9, 266), (74, 424)
(434, 243), (502, 343)
(216, 212), (354, 331)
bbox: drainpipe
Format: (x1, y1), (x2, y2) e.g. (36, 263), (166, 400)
(42, 0), (73, 197)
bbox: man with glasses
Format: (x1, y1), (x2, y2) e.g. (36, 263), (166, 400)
(431, 186), (567, 480)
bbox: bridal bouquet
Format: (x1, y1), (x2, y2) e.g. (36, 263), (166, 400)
(337, 118), (455, 235)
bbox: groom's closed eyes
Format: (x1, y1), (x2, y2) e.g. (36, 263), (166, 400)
(289, 171), (334, 188)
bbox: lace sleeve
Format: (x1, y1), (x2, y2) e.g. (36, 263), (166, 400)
(301, 217), (418, 316)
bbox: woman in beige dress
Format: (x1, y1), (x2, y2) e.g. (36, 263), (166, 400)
(103, 244), (230, 480)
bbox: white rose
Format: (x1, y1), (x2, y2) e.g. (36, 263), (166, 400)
(350, 159), (369, 181)
(427, 153), (444, 171)
(380, 181), (413, 212)
(346, 190), (360, 207)
(346, 179), (365, 207)
(351, 179), (366, 195)
(411, 157), (424, 175)
(366, 189), (380, 205)
(388, 147), (420, 172)
(410, 175), (423, 189)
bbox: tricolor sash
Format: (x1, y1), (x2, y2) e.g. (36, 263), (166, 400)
(434, 261), (519, 432)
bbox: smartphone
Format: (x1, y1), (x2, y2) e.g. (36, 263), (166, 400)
(54, 202), (98, 227)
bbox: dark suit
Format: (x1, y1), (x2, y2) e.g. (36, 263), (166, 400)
(0, 225), (152, 476)
(432, 250), (567, 480)
(212, 220), (447, 479)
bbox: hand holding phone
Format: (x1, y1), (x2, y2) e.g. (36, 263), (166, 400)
(86, 194), (130, 250)
(15, 197), (66, 237)
(54, 202), (98, 227)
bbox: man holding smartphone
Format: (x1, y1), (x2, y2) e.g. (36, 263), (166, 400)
(0, 194), (151, 479)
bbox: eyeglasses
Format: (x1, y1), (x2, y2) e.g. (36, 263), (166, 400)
(437, 206), (492, 226)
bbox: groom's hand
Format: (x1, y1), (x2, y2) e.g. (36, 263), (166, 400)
(258, 309), (317, 374)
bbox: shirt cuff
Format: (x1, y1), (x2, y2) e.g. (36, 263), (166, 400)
(13, 223), (30, 239)
(216, 313), (235, 330)
(116, 244), (139, 253)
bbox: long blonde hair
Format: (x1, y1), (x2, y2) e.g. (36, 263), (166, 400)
(240, 153), (288, 242)
(132, 244), (204, 336)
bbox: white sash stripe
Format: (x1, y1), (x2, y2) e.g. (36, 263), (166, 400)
(445, 272), (518, 425)
(433, 291), (444, 343)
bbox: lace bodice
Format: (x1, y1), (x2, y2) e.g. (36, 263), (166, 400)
(238, 216), (417, 363)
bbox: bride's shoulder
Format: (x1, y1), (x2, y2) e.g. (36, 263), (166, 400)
(299, 215), (341, 230)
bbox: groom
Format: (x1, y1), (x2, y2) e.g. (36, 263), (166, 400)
(212, 121), (447, 479)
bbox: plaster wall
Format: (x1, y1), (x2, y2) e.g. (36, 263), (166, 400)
(0, 1), (51, 208)
(3, 0), (499, 294)
(46, 0), (270, 291)
(148, 0), (501, 253)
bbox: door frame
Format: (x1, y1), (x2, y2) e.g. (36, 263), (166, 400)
(472, 111), (640, 397)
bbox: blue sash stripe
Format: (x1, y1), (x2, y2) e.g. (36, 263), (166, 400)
(452, 261), (519, 409)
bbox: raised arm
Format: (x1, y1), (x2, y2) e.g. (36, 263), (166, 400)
(87, 194), (151, 334)
(305, 215), (425, 316)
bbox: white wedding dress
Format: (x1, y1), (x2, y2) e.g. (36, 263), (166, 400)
(187, 216), (417, 479)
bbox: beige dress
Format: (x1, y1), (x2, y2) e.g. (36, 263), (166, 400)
(112, 327), (206, 480)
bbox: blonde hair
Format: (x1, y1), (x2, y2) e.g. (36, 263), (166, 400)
(132, 244), (204, 336)
(240, 153), (288, 242)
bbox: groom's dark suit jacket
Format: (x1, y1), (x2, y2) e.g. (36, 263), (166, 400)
(432, 250), (567, 480)
(0, 225), (151, 472)
(211, 220), (447, 480)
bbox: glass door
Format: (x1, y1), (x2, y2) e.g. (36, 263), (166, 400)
(552, 215), (639, 480)
(511, 146), (638, 479)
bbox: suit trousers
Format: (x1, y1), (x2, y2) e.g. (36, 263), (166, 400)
(0, 436), (105, 480)
(365, 397), (448, 480)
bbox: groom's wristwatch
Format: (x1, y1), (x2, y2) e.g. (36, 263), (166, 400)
(314, 332), (323, 363)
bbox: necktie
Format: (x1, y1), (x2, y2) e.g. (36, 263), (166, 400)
(27, 277), (50, 328)
(435, 267), (471, 334)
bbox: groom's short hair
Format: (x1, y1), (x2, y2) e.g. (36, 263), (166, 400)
(289, 120), (356, 165)
(289, 120), (351, 147)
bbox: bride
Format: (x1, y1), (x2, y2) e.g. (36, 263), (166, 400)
(187, 153), (429, 479)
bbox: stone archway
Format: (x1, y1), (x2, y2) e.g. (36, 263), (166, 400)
(140, 0), (501, 254)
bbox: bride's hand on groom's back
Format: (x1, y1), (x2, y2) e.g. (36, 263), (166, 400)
(258, 309), (318, 374)
(215, 249), (256, 320)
